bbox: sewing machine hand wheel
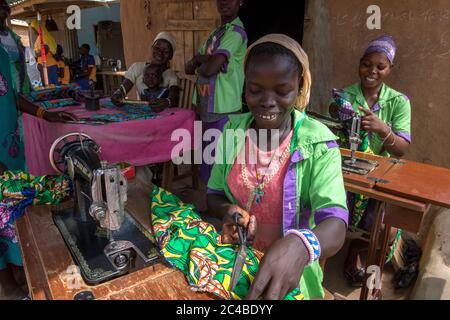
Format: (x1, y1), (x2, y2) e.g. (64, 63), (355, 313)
(49, 132), (100, 174)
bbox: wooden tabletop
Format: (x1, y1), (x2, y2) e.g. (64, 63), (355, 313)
(340, 149), (396, 189)
(15, 179), (214, 300)
(341, 148), (450, 209)
(375, 160), (450, 209)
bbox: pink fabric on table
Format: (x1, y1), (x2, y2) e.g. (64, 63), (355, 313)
(22, 105), (195, 175)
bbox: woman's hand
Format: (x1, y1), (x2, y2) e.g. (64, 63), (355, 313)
(359, 106), (389, 136)
(111, 91), (124, 106)
(146, 98), (170, 113)
(246, 234), (310, 300)
(43, 111), (78, 123)
(222, 205), (257, 245)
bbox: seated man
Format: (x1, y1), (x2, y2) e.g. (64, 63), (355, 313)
(54, 45), (70, 85)
(74, 44), (96, 90)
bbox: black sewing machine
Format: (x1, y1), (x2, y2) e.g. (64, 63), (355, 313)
(49, 133), (160, 285)
(307, 111), (379, 175)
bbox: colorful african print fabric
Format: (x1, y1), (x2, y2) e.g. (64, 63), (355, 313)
(38, 98), (80, 109)
(0, 171), (71, 229)
(151, 186), (304, 300)
(26, 83), (80, 102)
(0, 171), (71, 268)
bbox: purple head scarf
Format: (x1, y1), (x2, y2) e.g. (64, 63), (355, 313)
(363, 35), (397, 64)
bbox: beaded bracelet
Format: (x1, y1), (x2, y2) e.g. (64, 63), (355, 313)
(36, 107), (46, 119)
(285, 229), (321, 266)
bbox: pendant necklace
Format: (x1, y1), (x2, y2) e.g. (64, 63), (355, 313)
(241, 122), (292, 211)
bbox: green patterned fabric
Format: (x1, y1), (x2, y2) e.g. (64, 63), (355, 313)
(151, 185), (304, 300)
(0, 170), (71, 269)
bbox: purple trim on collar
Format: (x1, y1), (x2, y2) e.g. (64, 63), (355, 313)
(395, 131), (411, 143)
(282, 162), (298, 234)
(232, 25), (248, 42)
(371, 103), (381, 113)
(208, 74), (218, 113)
(207, 188), (226, 196)
(402, 94), (410, 102)
(315, 207), (349, 228)
(326, 140), (339, 149)
(291, 150), (303, 163)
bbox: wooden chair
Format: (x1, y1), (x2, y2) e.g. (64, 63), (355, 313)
(162, 75), (199, 191)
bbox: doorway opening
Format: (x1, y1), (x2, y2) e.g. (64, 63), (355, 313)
(239, 0), (306, 46)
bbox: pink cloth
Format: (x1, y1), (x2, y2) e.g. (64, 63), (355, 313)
(227, 131), (292, 252)
(22, 105), (195, 175)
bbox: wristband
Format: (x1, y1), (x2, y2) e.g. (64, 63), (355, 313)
(120, 84), (127, 97)
(385, 134), (396, 146)
(381, 128), (393, 144)
(285, 229), (321, 266)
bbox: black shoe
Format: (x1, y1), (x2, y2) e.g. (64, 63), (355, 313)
(344, 268), (366, 287)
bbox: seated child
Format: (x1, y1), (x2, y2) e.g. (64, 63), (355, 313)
(139, 63), (169, 102)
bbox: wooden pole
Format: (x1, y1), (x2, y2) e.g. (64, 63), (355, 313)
(37, 12), (49, 87)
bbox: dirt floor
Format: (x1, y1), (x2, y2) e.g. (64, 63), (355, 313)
(0, 165), (412, 300)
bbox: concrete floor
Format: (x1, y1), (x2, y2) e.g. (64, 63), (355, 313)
(0, 165), (411, 300)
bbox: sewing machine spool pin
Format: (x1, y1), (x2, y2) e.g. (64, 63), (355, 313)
(307, 112), (379, 176)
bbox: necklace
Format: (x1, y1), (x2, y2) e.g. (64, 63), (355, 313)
(241, 126), (292, 211)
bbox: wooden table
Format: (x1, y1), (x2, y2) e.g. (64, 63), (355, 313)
(15, 180), (213, 300)
(340, 149), (450, 300)
(97, 70), (126, 96)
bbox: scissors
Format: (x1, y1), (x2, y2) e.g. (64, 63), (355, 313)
(229, 212), (248, 293)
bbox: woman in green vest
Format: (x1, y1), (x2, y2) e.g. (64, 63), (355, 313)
(207, 34), (349, 300)
(329, 35), (411, 287)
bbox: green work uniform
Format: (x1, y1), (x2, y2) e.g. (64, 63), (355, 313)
(192, 17), (247, 122)
(337, 82), (411, 157)
(207, 109), (349, 300)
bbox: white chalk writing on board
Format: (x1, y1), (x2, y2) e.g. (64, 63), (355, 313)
(332, 9), (450, 27)
(335, 31), (450, 61)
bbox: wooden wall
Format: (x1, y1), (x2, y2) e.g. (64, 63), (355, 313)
(121, 0), (220, 74)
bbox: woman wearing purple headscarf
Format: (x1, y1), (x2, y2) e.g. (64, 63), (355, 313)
(329, 35), (412, 288)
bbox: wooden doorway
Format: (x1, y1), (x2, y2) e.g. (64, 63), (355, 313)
(239, 0), (306, 45)
(157, 0), (221, 74)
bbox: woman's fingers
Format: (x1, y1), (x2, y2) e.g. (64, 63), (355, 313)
(62, 112), (78, 121)
(246, 215), (257, 243)
(262, 277), (283, 300)
(246, 267), (271, 300)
